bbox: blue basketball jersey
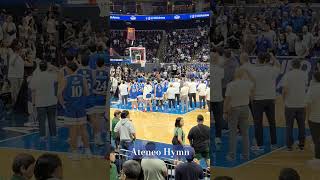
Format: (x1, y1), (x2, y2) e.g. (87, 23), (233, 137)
(77, 67), (93, 95)
(155, 83), (164, 98)
(137, 82), (144, 96)
(63, 74), (86, 111)
(162, 80), (169, 92)
(129, 83), (138, 99)
(94, 69), (108, 95)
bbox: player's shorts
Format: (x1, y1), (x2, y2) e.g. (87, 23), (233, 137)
(85, 95), (96, 115)
(129, 97), (137, 102)
(57, 102), (65, 120)
(137, 95), (143, 98)
(94, 95), (106, 114)
(144, 94), (152, 101)
(155, 97), (163, 100)
(63, 104), (87, 126)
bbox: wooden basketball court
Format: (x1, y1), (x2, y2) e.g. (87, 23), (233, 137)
(0, 148), (108, 180)
(110, 108), (210, 145)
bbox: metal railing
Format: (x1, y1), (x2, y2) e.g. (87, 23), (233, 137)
(116, 149), (210, 180)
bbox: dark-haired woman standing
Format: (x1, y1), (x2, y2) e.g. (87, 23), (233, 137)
(173, 117), (185, 164)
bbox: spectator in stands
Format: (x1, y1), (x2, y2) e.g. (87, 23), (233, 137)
(295, 34), (309, 57)
(11, 153), (35, 180)
(255, 30), (272, 55)
(2, 15), (16, 46)
(114, 110), (136, 151)
(30, 61), (57, 140)
(187, 114), (210, 166)
(120, 160), (141, 180)
(175, 148), (204, 180)
(278, 168), (300, 180)
(141, 142), (167, 180)
(276, 33), (289, 56)
(107, 146), (118, 180)
(306, 72), (320, 167)
(286, 26), (297, 56)
(111, 110), (121, 150)
(8, 41), (25, 106)
(34, 153), (63, 180)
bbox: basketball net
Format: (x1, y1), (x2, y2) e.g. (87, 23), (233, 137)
(140, 60), (146, 68)
(96, 0), (109, 17)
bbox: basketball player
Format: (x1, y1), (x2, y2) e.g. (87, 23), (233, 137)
(93, 57), (108, 146)
(137, 77), (145, 110)
(129, 79), (138, 110)
(58, 62), (91, 160)
(154, 79), (164, 111)
(143, 80), (153, 112)
(77, 55), (104, 146)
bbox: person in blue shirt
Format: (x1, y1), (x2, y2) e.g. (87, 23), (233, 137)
(255, 33), (272, 55)
(276, 33), (289, 56)
(154, 80), (164, 111)
(58, 62), (91, 159)
(291, 9), (306, 33)
(129, 79), (138, 111)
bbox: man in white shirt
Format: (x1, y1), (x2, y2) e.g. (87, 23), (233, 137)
(174, 78), (181, 108)
(251, 53), (280, 151)
(166, 84), (176, 110)
(114, 110), (136, 152)
(197, 80), (207, 109)
(224, 69), (254, 161)
(212, 52), (225, 144)
(282, 60), (307, 151)
(30, 61), (57, 139)
(206, 86), (210, 112)
(119, 81), (129, 106)
(188, 78), (197, 109)
(180, 83), (189, 112)
(8, 47), (24, 105)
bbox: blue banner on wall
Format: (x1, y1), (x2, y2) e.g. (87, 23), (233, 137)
(110, 11), (211, 21)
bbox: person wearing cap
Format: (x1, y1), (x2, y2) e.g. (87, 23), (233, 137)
(29, 61), (58, 140)
(187, 114), (210, 167)
(175, 147), (204, 180)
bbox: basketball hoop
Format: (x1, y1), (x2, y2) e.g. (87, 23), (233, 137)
(96, 0), (109, 17)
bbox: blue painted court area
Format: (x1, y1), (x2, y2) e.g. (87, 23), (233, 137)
(0, 126), (209, 168)
(111, 100), (206, 115)
(0, 127), (108, 155)
(211, 126), (311, 168)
